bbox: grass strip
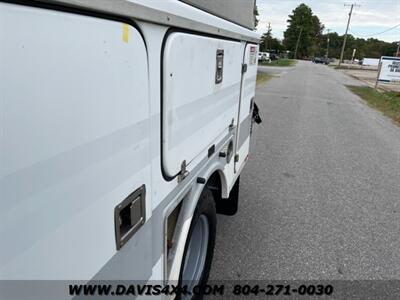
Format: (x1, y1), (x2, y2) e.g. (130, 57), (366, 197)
(347, 85), (400, 125)
(256, 72), (274, 86)
(260, 59), (297, 67)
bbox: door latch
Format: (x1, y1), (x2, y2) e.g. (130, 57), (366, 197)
(241, 63), (248, 74)
(215, 49), (224, 84)
(114, 185), (146, 250)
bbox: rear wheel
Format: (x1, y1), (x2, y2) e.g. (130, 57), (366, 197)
(178, 188), (216, 300)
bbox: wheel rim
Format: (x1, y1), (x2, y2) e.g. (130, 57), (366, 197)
(182, 215), (209, 289)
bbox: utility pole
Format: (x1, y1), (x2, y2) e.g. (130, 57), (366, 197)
(339, 4), (360, 66)
(294, 26), (303, 59)
(267, 22), (271, 51)
(326, 29), (331, 58)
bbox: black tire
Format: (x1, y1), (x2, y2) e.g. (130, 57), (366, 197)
(178, 188), (217, 300)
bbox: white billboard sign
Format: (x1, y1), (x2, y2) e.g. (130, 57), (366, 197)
(378, 56), (400, 83)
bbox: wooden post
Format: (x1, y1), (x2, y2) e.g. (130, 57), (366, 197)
(375, 61), (382, 90)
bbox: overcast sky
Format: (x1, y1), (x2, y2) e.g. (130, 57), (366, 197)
(256, 0), (400, 43)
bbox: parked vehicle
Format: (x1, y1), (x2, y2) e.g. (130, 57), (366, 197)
(269, 53), (278, 61)
(0, 0), (260, 298)
(313, 57), (330, 65)
(258, 52), (271, 62)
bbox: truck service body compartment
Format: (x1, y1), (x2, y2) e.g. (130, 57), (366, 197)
(235, 43), (258, 173)
(162, 32), (244, 179)
(0, 0), (259, 293)
(0, 2), (152, 279)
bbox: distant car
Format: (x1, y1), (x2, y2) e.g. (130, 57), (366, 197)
(258, 52), (271, 63)
(313, 57), (330, 65)
(269, 53), (278, 61)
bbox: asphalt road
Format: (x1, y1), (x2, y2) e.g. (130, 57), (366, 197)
(209, 61), (400, 281)
(257, 64), (296, 75)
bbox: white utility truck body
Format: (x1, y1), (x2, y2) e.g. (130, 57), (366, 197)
(0, 0), (259, 298)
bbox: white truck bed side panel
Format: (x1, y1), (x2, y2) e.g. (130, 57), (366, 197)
(235, 44), (258, 173)
(0, 3), (152, 279)
(162, 33), (244, 177)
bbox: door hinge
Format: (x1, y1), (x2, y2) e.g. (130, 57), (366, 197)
(177, 160), (189, 183)
(241, 63), (248, 74)
(229, 118), (235, 132)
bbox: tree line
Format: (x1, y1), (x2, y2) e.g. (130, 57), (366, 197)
(259, 3), (398, 59)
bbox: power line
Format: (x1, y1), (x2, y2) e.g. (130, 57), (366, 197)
(349, 23), (400, 37)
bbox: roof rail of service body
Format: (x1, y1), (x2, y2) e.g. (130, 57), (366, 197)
(35, 0), (261, 43)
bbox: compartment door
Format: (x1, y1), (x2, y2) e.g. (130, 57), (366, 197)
(235, 44), (258, 173)
(0, 2), (152, 280)
(162, 33), (243, 179)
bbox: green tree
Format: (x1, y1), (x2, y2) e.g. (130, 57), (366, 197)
(319, 32), (343, 58)
(318, 33), (397, 59)
(260, 24), (286, 53)
(270, 38), (286, 52)
(282, 3), (396, 59)
(260, 24), (272, 51)
(283, 3), (324, 58)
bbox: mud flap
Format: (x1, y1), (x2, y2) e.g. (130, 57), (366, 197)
(252, 102), (262, 124)
(216, 176), (240, 216)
